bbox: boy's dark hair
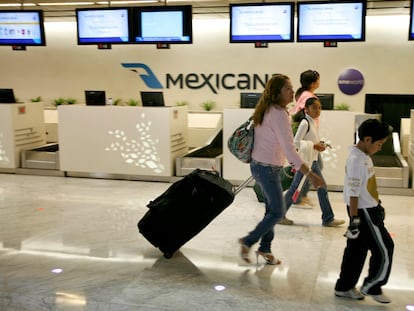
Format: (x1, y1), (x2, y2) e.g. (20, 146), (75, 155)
(358, 119), (392, 142)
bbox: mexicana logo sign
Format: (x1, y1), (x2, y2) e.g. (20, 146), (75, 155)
(122, 63), (273, 94)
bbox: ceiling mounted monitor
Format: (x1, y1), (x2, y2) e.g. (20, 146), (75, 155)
(0, 10), (46, 46)
(297, 1), (366, 42)
(230, 2), (294, 43)
(131, 5), (192, 44)
(76, 7), (130, 44)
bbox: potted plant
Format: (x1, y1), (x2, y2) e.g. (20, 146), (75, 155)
(201, 100), (215, 111)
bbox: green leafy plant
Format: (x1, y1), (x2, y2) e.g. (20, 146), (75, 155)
(176, 101), (188, 106)
(334, 103), (350, 111)
(66, 98), (77, 105)
(113, 98), (122, 106)
(30, 96), (42, 102)
(126, 99), (139, 106)
(53, 97), (65, 106)
(201, 100), (215, 111)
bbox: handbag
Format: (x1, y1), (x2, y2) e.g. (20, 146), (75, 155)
(227, 117), (254, 163)
(280, 166), (295, 191)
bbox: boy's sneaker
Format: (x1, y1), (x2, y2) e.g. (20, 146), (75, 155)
(360, 288), (391, 304)
(335, 288), (365, 300)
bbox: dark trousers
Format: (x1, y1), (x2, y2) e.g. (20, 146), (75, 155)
(335, 205), (394, 295)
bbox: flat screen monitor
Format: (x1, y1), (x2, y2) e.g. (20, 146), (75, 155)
(132, 5), (192, 44)
(85, 90), (106, 105)
(409, 0), (414, 40)
(240, 92), (262, 108)
(76, 8), (130, 44)
(141, 91), (165, 107)
(297, 1), (366, 42)
(315, 93), (334, 110)
(365, 94), (414, 133)
(230, 2), (294, 43)
(0, 10), (46, 46)
(0, 88), (16, 103)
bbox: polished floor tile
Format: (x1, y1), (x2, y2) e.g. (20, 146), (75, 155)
(0, 173), (413, 311)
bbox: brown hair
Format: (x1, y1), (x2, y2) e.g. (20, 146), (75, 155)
(295, 70), (320, 100)
(253, 74), (290, 126)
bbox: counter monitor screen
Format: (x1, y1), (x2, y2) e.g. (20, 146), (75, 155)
(409, 0), (414, 40)
(141, 91), (165, 107)
(315, 93), (334, 110)
(85, 90), (106, 105)
(240, 92), (262, 108)
(0, 88), (16, 103)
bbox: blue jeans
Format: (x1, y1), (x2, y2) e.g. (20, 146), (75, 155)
(284, 160), (335, 225)
(242, 160), (286, 253)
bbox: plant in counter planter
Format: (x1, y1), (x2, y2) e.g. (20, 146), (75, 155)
(53, 97), (66, 106)
(201, 100), (215, 111)
(126, 99), (139, 106)
(176, 101), (189, 106)
(112, 98), (122, 106)
(334, 103), (350, 111)
(66, 98), (77, 105)
(30, 96), (42, 102)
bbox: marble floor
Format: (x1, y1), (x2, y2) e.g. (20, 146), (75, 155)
(0, 173), (413, 311)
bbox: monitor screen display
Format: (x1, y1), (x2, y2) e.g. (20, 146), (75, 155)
(315, 93), (334, 110)
(0, 10), (46, 46)
(0, 88), (15, 103)
(240, 92), (262, 108)
(297, 1), (366, 42)
(230, 2), (294, 43)
(76, 8), (130, 44)
(409, 0), (414, 40)
(141, 92), (165, 107)
(132, 5), (192, 44)
(85, 90), (106, 105)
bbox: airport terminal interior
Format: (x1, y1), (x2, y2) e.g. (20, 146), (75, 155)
(0, 173), (413, 311)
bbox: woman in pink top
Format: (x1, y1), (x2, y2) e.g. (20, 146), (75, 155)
(290, 69), (320, 115)
(238, 74), (324, 265)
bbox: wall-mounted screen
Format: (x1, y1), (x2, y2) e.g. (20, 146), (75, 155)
(0, 10), (46, 46)
(0, 88), (16, 103)
(230, 2), (294, 43)
(132, 5), (192, 44)
(297, 1), (366, 42)
(141, 91), (165, 107)
(85, 90), (106, 105)
(76, 8), (130, 44)
(240, 92), (262, 108)
(409, 0), (414, 40)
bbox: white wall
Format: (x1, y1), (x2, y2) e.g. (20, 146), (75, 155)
(0, 15), (413, 112)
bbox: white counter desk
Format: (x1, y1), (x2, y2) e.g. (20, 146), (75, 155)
(0, 102), (46, 171)
(58, 105), (188, 181)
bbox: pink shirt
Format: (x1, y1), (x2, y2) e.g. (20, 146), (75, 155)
(291, 90), (316, 114)
(252, 106), (304, 170)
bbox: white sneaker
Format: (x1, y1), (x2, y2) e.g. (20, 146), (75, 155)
(335, 288), (365, 300)
(360, 288), (391, 304)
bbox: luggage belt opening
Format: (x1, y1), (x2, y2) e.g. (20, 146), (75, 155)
(175, 128), (223, 177)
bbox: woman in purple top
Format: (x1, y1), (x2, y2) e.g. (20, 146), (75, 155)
(239, 74), (324, 265)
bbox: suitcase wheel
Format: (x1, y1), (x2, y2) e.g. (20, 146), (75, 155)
(163, 252), (173, 259)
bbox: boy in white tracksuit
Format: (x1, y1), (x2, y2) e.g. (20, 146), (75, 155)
(334, 119), (394, 304)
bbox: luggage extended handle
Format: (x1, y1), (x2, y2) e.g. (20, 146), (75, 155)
(233, 176), (254, 195)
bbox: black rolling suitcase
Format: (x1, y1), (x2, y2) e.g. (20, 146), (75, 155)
(138, 169), (253, 258)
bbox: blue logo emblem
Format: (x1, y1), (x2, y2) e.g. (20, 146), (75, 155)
(121, 63), (163, 89)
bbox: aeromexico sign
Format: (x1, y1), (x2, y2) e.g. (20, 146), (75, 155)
(121, 63), (273, 94)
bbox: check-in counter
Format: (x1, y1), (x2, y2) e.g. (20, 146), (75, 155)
(0, 102), (46, 171)
(58, 105), (188, 180)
